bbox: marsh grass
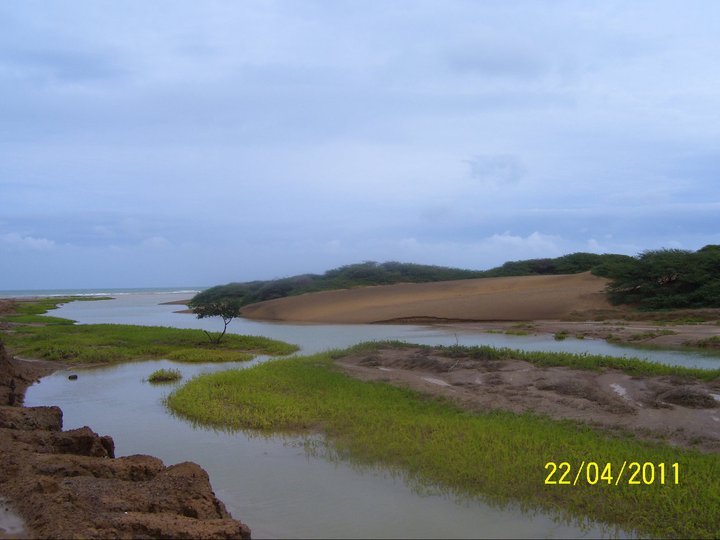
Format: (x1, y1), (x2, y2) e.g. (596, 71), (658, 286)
(168, 349), (720, 538)
(148, 368), (182, 383)
(3, 323), (297, 363)
(1, 297), (298, 364)
(0, 296), (106, 325)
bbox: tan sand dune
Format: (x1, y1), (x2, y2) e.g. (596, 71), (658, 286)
(239, 272), (613, 323)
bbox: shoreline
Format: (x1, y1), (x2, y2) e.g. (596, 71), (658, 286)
(0, 343), (251, 539)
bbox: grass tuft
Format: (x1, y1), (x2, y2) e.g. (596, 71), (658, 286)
(148, 368), (182, 383)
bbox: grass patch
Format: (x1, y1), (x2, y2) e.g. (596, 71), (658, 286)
(504, 329), (531, 336)
(1, 297), (298, 364)
(553, 331), (568, 341)
(3, 323), (297, 364)
(0, 296), (107, 325)
(148, 368), (182, 383)
(627, 329), (678, 342)
(168, 349), (720, 538)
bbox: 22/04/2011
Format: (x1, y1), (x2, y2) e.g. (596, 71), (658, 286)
(544, 461), (680, 486)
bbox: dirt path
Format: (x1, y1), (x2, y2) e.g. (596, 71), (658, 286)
(336, 347), (720, 453)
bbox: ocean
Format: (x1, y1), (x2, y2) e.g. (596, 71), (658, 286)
(0, 287), (205, 299)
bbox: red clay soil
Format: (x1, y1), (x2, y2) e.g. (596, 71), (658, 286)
(0, 342), (251, 539)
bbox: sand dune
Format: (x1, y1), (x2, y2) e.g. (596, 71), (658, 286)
(239, 272), (613, 323)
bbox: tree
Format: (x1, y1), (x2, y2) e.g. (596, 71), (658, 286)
(602, 246), (720, 309)
(191, 299), (242, 344)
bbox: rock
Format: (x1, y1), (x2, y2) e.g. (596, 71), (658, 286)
(0, 350), (252, 539)
(0, 406), (63, 431)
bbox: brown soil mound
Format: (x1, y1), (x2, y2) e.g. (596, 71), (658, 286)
(239, 272), (613, 323)
(336, 347), (720, 452)
(0, 342), (251, 539)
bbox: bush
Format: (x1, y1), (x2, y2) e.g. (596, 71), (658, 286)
(148, 368), (182, 383)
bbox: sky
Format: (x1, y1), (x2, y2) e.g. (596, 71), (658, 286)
(1, 0), (719, 289)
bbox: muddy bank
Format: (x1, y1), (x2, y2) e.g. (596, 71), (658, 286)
(439, 316), (720, 351)
(0, 343), (251, 539)
(336, 346), (720, 453)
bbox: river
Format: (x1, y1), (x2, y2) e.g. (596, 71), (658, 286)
(26, 293), (716, 538)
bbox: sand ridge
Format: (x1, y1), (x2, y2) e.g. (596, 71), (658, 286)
(239, 272), (613, 323)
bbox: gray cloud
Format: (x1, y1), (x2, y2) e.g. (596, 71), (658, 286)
(1, 0), (719, 288)
(0, 47), (125, 84)
(445, 48), (548, 80)
(465, 155), (526, 186)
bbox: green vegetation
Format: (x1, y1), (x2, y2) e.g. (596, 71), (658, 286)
(148, 368), (182, 383)
(0, 296), (108, 325)
(1, 298), (298, 364)
(483, 252), (634, 278)
(3, 323), (296, 364)
(191, 254), (631, 310)
(191, 298), (243, 344)
(626, 329), (677, 342)
(598, 245), (720, 310)
(190, 261), (487, 309)
(553, 331), (568, 341)
(168, 345), (720, 538)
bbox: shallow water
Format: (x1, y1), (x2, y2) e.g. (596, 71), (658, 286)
(28, 359), (619, 539)
(50, 293), (720, 368)
(25, 293), (714, 538)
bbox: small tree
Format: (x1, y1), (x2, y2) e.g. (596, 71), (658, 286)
(191, 299), (242, 344)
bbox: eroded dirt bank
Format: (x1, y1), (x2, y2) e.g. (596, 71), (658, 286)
(0, 343), (251, 539)
(336, 346), (720, 453)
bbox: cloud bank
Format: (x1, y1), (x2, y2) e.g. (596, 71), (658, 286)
(1, 1), (719, 288)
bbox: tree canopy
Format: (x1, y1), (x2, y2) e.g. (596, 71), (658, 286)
(599, 246), (720, 309)
(191, 298), (242, 344)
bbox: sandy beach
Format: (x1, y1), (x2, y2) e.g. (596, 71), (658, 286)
(236, 272), (720, 350)
(239, 272), (614, 323)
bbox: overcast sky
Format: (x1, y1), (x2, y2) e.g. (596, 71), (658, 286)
(2, 1), (719, 289)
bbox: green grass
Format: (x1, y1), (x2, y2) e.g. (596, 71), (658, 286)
(1, 297), (298, 364)
(148, 368), (182, 383)
(3, 323), (297, 363)
(167, 348), (720, 538)
(0, 296), (107, 325)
